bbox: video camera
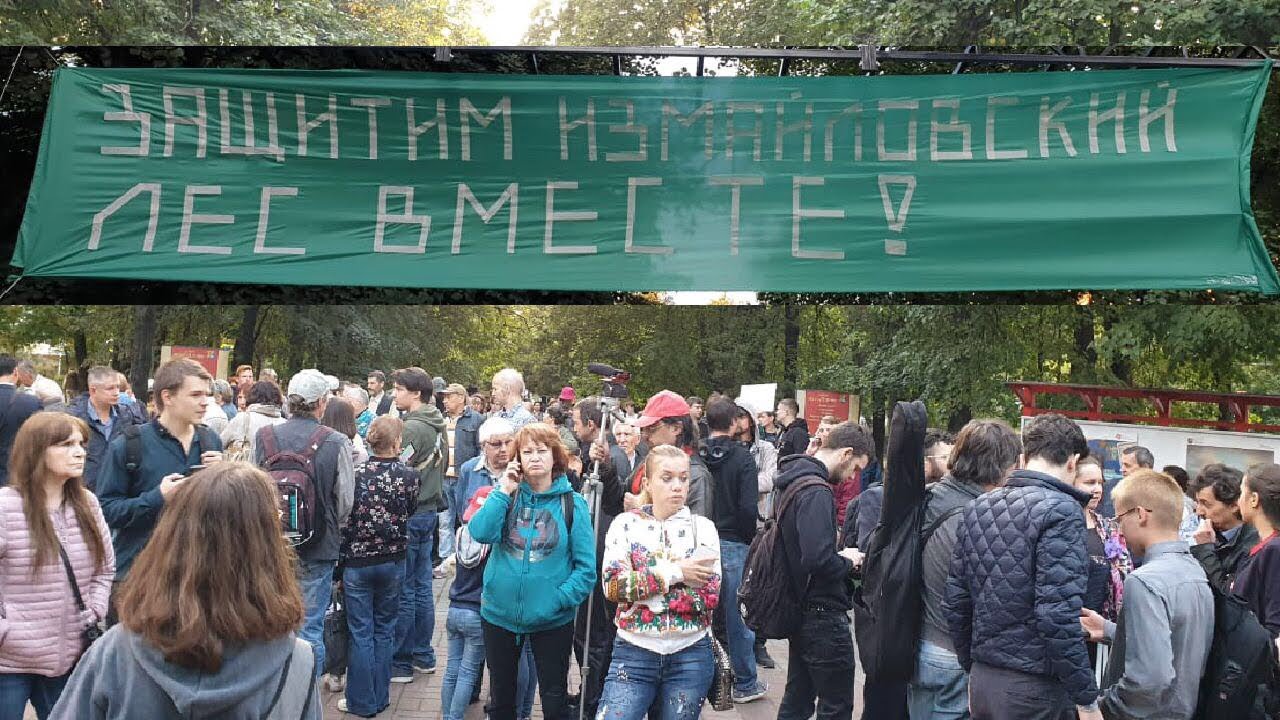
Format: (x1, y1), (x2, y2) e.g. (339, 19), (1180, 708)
(587, 363), (631, 401)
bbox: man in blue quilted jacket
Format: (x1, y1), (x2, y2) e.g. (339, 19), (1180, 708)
(944, 413), (1100, 720)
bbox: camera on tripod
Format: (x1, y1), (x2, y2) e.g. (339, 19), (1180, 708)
(587, 363), (631, 419)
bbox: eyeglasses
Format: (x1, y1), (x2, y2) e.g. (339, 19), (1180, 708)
(1115, 506), (1149, 522)
(484, 440), (512, 448)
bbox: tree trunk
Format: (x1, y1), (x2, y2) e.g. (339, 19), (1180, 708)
(871, 391), (888, 463)
(783, 304), (800, 396)
(73, 329), (88, 369)
(130, 306), (158, 401)
(1072, 308), (1098, 382)
(232, 306), (261, 369)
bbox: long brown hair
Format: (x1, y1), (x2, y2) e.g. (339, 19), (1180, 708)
(117, 462), (304, 673)
(9, 412), (108, 577)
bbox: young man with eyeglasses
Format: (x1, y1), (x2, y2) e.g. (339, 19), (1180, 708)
(1081, 470), (1212, 719)
(944, 413), (1101, 720)
(923, 429), (955, 484)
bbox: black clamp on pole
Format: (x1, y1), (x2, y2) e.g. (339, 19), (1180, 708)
(859, 43), (880, 72)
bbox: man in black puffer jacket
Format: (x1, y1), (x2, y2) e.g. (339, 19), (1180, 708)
(944, 413), (1100, 720)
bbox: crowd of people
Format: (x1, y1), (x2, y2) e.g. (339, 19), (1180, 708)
(0, 352), (1277, 720)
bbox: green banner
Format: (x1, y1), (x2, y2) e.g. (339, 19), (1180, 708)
(13, 64), (1279, 293)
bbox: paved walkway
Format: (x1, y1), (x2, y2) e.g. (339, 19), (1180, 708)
(319, 576), (866, 719)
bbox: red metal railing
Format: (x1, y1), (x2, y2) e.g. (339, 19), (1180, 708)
(1007, 382), (1280, 434)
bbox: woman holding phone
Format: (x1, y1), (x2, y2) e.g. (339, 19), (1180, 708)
(596, 445), (722, 720)
(466, 423), (596, 720)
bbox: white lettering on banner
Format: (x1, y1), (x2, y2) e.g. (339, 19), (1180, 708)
(791, 176), (845, 260)
(1089, 91), (1127, 155)
(460, 97), (513, 161)
(726, 102), (764, 160)
(218, 89), (284, 162)
(877, 100), (918, 162)
(606, 99), (648, 162)
(559, 97), (597, 161)
(408, 98), (449, 161)
(352, 97), (391, 160)
(543, 181), (598, 254)
(878, 174), (917, 256)
(823, 103), (863, 162)
(985, 97), (1028, 160)
(775, 93), (814, 161)
(1039, 97), (1077, 158)
(661, 100), (714, 161)
(1140, 82), (1178, 153)
(624, 177), (670, 254)
(929, 99), (972, 161)
(100, 84), (150, 157)
(296, 93), (338, 159)
(88, 183), (161, 251)
(453, 183), (519, 254)
(709, 176), (765, 255)
(178, 185), (235, 255)
(254, 187), (303, 255)
(162, 86), (208, 158)
(374, 186), (431, 253)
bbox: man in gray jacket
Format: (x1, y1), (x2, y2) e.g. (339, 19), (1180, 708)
(1081, 469), (1213, 720)
(256, 368), (354, 679)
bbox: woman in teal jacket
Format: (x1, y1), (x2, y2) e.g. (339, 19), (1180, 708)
(468, 422), (596, 720)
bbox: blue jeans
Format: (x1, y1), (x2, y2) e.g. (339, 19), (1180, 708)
(718, 540), (758, 692)
(298, 558), (336, 680)
(442, 606), (486, 720)
(439, 479), (457, 557)
(0, 672), (69, 720)
(518, 641), (537, 719)
(907, 641), (970, 720)
(597, 637), (714, 720)
(393, 511), (438, 674)
(344, 560), (406, 716)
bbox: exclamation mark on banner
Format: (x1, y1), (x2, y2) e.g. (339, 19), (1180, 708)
(879, 174), (917, 256)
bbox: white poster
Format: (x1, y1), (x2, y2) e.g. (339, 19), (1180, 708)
(738, 383), (778, 414)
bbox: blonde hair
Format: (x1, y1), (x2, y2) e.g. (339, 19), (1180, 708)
(1112, 469), (1183, 530)
(644, 445), (689, 483)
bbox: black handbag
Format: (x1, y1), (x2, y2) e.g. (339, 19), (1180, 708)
(707, 635), (735, 711)
(57, 540), (103, 650)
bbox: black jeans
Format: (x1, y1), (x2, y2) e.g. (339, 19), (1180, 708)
(969, 662), (1074, 720)
(483, 619), (575, 720)
(778, 609), (857, 720)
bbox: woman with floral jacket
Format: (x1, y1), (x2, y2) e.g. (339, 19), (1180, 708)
(1075, 456), (1132, 621)
(597, 445), (722, 720)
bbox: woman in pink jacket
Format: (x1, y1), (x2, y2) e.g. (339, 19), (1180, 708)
(0, 412), (114, 719)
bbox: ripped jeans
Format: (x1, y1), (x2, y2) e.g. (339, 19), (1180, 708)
(596, 636), (714, 720)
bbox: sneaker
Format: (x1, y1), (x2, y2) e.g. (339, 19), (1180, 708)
(413, 661), (437, 674)
(337, 699), (375, 718)
(754, 641), (776, 669)
(323, 673), (346, 693)
(732, 682), (768, 703)
(390, 671), (415, 684)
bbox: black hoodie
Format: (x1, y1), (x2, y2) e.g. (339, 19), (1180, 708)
(774, 454), (855, 610)
(777, 417), (811, 462)
(701, 435), (760, 544)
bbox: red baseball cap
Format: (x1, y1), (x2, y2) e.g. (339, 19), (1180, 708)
(463, 486), (495, 523)
(559, 386), (576, 402)
(634, 390), (691, 428)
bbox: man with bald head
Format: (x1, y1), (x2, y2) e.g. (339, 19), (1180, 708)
(490, 368), (536, 429)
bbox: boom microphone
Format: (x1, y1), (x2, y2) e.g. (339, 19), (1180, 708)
(587, 363), (623, 377)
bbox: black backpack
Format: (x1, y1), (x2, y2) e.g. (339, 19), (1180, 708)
(259, 425), (332, 551)
(1195, 583), (1280, 720)
(738, 476), (830, 640)
(121, 422), (219, 483)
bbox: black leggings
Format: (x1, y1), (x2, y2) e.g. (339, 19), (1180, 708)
(483, 619), (575, 720)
